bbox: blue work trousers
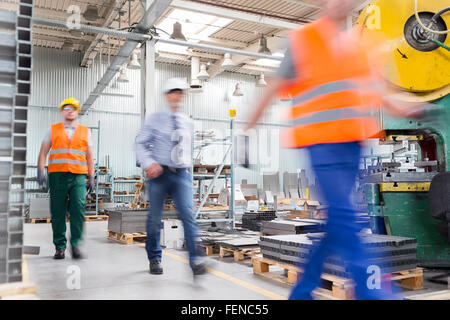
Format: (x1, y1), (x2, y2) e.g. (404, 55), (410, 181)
(289, 142), (394, 300)
(145, 167), (200, 268)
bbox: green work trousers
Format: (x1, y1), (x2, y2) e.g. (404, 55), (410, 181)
(49, 172), (86, 250)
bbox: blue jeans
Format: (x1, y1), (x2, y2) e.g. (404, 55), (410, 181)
(289, 142), (395, 300)
(145, 167), (200, 268)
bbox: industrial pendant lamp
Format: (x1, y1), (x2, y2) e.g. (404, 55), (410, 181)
(233, 83), (244, 97)
(197, 64), (209, 81)
(127, 51), (141, 69)
(256, 73), (267, 87)
(258, 35), (272, 55)
(117, 68), (129, 83)
(83, 5), (100, 22)
(171, 22), (187, 41)
(221, 53), (234, 70)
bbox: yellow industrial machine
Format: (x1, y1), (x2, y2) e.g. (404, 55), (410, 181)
(357, 0), (450, 267)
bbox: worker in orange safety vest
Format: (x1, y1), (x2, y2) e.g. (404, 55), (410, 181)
(37, 98), (95, 260)
(245, 0), (424, 300)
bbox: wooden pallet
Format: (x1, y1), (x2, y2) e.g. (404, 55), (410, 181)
(0, 281), (37, 299)
(251, 255), (423, 300)
(198, 244), (220, 256)
(107, 231), (147, 245)
(27, 218), (51, 224)
(220, 246), (261, 262)
(85, 215), (109, 222)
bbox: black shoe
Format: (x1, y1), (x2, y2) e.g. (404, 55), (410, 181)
(192, 262), (208, 276)
(71, 247), (84, 260)
(54, 249), (65, 260)
(149, 260), (163, 275)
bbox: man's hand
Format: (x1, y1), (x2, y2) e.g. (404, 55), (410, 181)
(37, 169), (47, 188)
(87, 176), (95, 194)
(145, 163), (164, 179)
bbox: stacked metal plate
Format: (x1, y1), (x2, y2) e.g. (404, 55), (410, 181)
(261, 219), (323, 235)
(242, 210), (277, 231)
(0, 0), (33, 284)
(107, 210), (148, 234)
(216, 237), (260, 250)
(259, 233), (418, 278)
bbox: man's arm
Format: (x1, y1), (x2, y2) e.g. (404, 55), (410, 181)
(135, 115), (163, 178)
(86, 146), (95, 177)
(37, 141), (51, 187)
(38, 141), (51, 172)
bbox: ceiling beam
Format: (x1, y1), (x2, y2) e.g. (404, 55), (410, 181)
(170, 0), (303, 30)
(81, 0), (173, 114)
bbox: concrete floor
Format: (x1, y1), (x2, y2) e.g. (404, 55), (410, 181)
(23, 221), (448, 300)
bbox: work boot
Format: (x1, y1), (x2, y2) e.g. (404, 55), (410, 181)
(54, 249), (65, 260)
(71, 247), (84, 260)
(149, 260), (163, 275)
(191, 262), (208, 276)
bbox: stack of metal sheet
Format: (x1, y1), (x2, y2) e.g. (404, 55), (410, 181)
(259, 233), (418, 277)
(261, 219), (323, 235)
(242, 210), (277, 231)
(107, 210), (148, 234)
(216, 237), (260, 250)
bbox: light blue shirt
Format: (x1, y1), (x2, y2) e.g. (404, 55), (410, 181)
(135, 107), (193, 170)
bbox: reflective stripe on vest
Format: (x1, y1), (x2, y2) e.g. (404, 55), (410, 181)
(292, 80), (359, 106)
(49, 148), (87, 156)
(48, 159), (87, 165)
(290, 106), (375, 127)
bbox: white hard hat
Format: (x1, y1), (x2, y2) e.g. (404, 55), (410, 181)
(163, 77), (189, 94)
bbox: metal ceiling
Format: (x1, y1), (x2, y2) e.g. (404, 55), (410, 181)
(0, 0), (371, 74)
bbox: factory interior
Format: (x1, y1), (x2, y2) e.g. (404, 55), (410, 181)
(0, 0), (449, 304)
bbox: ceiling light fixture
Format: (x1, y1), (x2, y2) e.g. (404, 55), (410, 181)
(221, 53), (234, 70)
(83, 5), (100, 22)
(127, 51), (141, 69)
(170, 22), (187, 41)
(258, 35), (272, 55)
(256, 73), (267, 87)
(233, 83), (244, 97)
(197, 64), (209, 81)
(117, 68), (129, 83)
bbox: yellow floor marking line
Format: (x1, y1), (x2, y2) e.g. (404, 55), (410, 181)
(162, 250), (287, 300)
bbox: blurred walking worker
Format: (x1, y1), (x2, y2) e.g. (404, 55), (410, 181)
(37, 98), (95, 260)
(246, 0), (402, 299)
(135, 78), (208, 276)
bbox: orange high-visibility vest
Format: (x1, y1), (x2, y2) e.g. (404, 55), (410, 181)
(48, 123), (89, 174)
(280, 17), (383, 149)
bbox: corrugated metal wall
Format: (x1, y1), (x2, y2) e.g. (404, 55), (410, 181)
(28, 47), (309, 189)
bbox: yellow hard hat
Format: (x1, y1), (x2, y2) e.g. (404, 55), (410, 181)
(59, 98), (81, 112)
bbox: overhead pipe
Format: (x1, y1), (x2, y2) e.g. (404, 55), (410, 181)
(32, 18), (283, 61)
